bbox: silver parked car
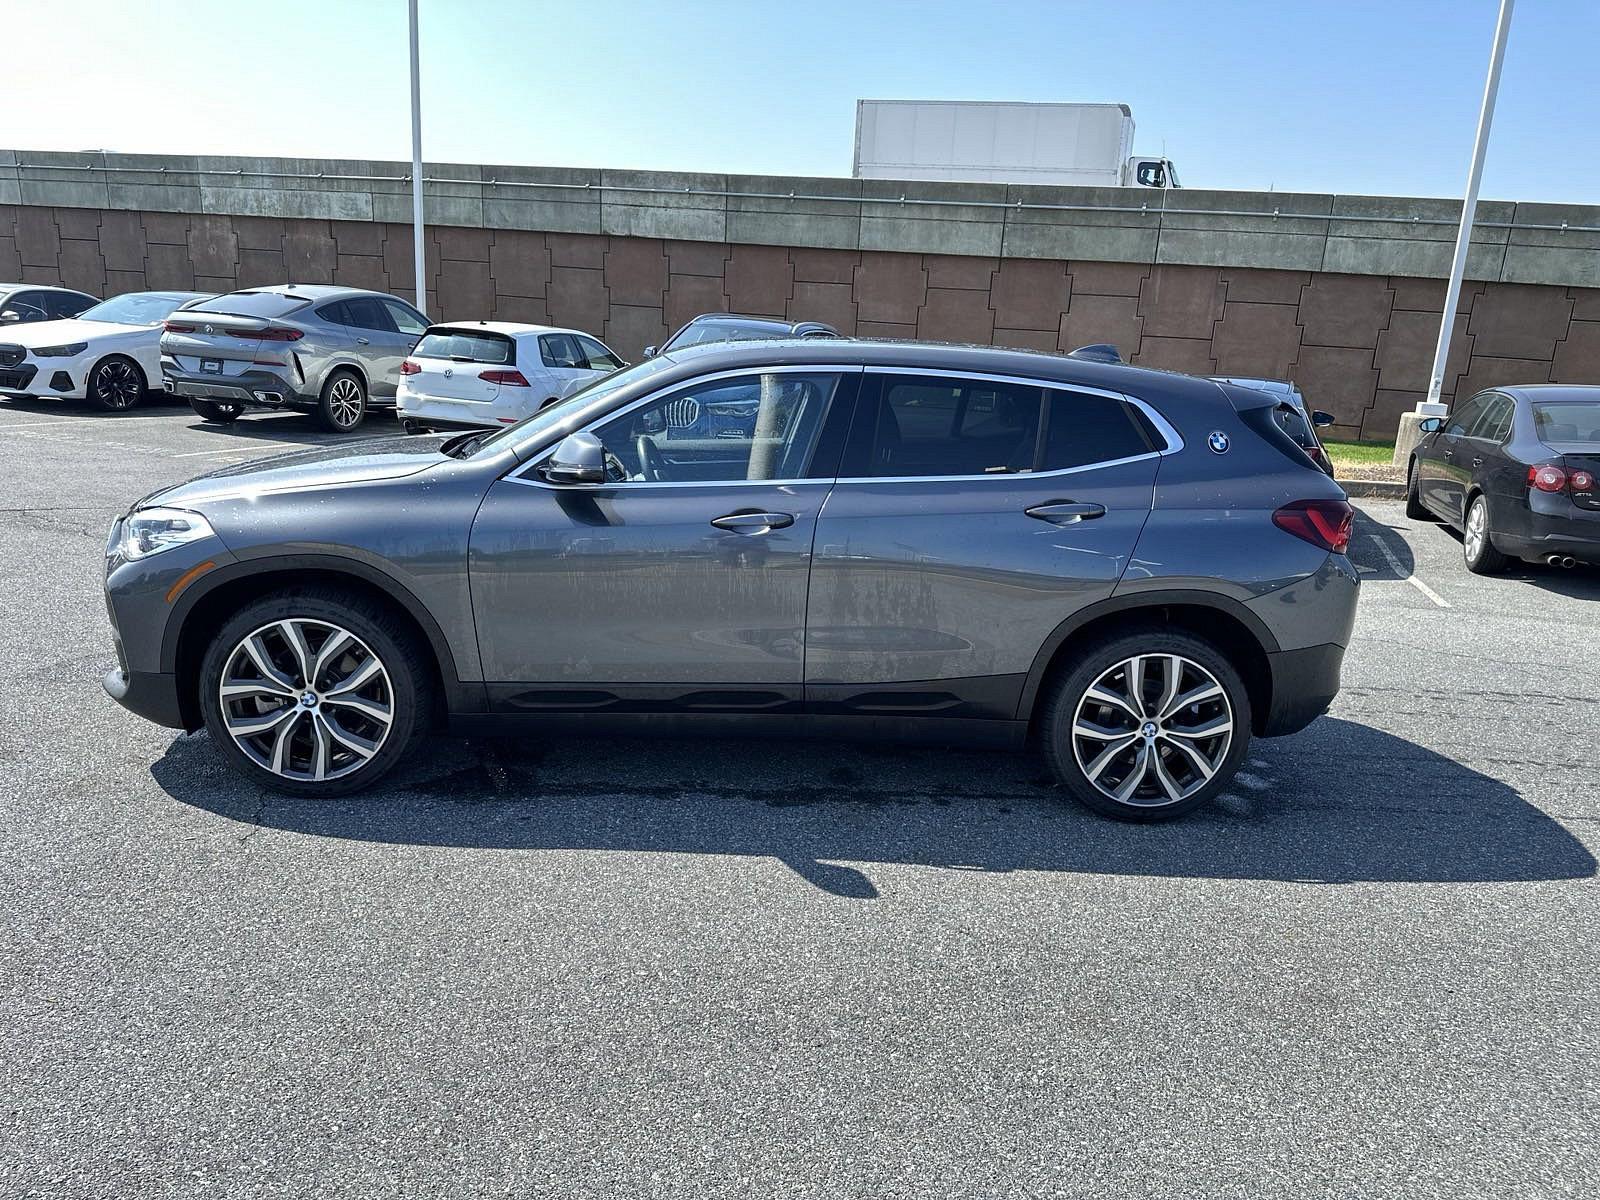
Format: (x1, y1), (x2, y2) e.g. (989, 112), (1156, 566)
(159, 285), (430, 432)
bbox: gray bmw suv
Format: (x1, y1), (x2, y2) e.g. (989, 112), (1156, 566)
(103, 339), (1358, 820)
(160, 285), (430, 432)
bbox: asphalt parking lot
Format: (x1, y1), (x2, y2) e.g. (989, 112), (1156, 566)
(1, 397), (1596, 1198)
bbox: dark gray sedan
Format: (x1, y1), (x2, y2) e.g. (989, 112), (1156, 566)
(1406, 385), (1600, 573)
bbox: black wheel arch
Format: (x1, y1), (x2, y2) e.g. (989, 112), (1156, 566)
(1019, 590), (1279, 736)
(164, 554), (477, 730)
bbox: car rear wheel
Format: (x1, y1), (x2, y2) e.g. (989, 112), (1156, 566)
(1041, 630), (1252, 821)
(1405, 459), (1434, 521)
(190, 398), (242, 424)
(87, 355), (146, 412)
(318, 370), (367, 432)
(198, 588), (432, 797)
(1462, 494), (1508, 575)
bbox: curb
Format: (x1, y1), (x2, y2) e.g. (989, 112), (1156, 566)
(1337, 479), (1406, 499)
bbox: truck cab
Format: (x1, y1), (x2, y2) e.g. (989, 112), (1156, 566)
(1128, 157), (1181, 188)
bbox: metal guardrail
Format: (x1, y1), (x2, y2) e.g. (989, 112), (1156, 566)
(10, 159), (1600, 234)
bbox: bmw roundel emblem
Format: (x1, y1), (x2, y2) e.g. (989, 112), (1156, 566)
(203, 324), (214, 335)
(1208, 431), (1230, 454)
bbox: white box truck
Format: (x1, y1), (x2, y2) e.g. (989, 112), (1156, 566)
(852, 99), (1179, 188)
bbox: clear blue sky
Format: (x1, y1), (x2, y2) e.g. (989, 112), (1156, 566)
(8, 0), (1598, 202)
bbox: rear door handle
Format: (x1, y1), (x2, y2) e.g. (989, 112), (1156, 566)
(710, 511), (794, 533)
(1471, 456), (1484, 467)
(1442, 449), (1453, 460)
(355, 337), (370, 345)
(1025, 501), (1107, 524)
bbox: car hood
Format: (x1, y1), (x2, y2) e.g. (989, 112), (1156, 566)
(0, 318), (133, 347)
(138, 435), (454, 511)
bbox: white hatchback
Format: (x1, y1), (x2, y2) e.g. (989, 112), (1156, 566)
(397, 322), (625, 432)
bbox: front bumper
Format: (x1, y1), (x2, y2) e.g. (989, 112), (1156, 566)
(1261, 642), (1345, 737)
(103, 667), (187, 729)
(162, 365), (310, 410)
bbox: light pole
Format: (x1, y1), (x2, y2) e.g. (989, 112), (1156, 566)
(1419, 0), (1515, 417)
(408, 0), (426, 314)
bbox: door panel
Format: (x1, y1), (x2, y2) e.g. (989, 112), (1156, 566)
(805, 460), (1157, 695)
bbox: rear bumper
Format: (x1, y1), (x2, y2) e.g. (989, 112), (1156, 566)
(162, 365), (312, 410)
(103, 667), (187, 730)
(1495, 509), (1600, 565)
(1261, 642), (1344, 737)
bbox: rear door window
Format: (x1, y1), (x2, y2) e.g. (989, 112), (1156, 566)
(850, 375), (1042, 477)
(1042, 388), (1155, 469)
(1468, 394), (1514, 442)
(344, 297), (397, 333)
(413, 328), (512, 364)
(1444, 395), (1488, 437)
(316, 301), (351, 326)
(540, 333), (585, 368)
(577, 335), (623, 370)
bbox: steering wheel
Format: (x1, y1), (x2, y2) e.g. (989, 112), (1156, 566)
(636, 435), (668, 483)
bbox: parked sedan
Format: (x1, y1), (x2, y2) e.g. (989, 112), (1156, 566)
(397, 322), (624, 432)
(0, 283), (98, 328)
(102, 339), (1357, 821)
(1406, 385), (1600, 572)
(644, 313), (840, 358)
(160, 285), (430, 432)
(0, 291), (211, 410)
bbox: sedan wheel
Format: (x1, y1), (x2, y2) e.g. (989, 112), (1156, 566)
(1463, 495), (1508, 575)
(88, 356), (145, 412)
(1044, 631), (1251, 821)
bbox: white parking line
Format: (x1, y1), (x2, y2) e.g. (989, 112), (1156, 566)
(1367, 532), (1452, 608)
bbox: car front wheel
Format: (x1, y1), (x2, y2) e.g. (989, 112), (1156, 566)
(1042, 630), (1252, 821)
(87, 355), (146, 412)
(198, 588), (432, 796)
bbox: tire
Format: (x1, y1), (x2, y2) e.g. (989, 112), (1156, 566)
(86, 354), (146, 412)
(318, 369), (367, 432)
(1462, 493), (1508, 575)
(197, 587), (434, 797)
(1405, 459), (1434, 521)
(1041, 629), (1252, 822)
(190, 398), (243, 424)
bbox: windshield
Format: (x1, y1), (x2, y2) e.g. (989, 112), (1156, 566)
(664, 319), (785, 352)
(462, 354), (681, 457)
(1533, 400), (1600, 445)
(79, 292), (202, 327)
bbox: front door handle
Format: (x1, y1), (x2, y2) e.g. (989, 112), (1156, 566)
(1471, 456), (1484, 467)
(355, 337), (370, 345)
(1026, 501), (1107, 524)
(1442, 449), (1453, 460)
(710, 511), (795, 534)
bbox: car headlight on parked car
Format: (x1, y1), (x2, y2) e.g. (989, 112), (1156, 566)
(30, 342), (89, 358)
(118, 507), (215, 560)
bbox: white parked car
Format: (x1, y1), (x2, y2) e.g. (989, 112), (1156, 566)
(0, 291), (212, 411)
(397, 322), (625, 432)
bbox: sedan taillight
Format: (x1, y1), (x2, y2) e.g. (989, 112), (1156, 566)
(399, 360), (421, 375)
(1529, 463), (1594, 493)
(479, 369), (530, 386)
(1272, 499), (1354, 554)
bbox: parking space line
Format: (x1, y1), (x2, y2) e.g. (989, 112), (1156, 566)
(1366, 532), (1452, 608)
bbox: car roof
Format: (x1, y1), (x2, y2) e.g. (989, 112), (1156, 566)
(425, 320), (592, 339)
(1494, 384), (1600, 403)
(685, 313), (826, 329)
(227, 284), (398, 302)
(659, 335), (1227, 398)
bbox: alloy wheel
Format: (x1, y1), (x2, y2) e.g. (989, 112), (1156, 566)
(328, 377), (364, 428)
(1071, 653), (1234, 807)
(217, 618), (394, 783)
(1465, 500), (1487, 562)
(94, 360), (141, 409)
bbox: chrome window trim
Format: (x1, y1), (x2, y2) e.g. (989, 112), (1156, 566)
(502, 362), (1182, 491)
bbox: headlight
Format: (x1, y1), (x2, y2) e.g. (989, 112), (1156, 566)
(119, 507), (215, 560)
(31, 342), (88, 358)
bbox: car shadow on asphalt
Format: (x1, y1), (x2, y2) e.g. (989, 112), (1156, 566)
(151, 717), (1596, 899)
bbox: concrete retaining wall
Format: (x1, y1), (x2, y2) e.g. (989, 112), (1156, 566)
(4, 150), (1599, 439)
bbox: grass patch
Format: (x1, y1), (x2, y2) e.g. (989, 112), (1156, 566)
(1323, 439), (1396, 470)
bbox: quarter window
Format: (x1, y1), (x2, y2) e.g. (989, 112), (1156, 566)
(591, 372), (839, 483)
(382, 299), (428, 335)
(577, 335), (623, 371)
(861, 376), (1042, 477)
(344, 297), (396, 332)
(1468, 394), (1514, 442)
(316, 301), (351, 326)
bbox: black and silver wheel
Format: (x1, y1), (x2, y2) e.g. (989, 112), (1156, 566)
(190, 398), (243, 424)
(1405, 459), (1433, 521)
(87, 355), (146, 412)
(318, 370), (367, 432)
(199, 589), (431, 796)
(1462, 493), (1507, 575)
(1042, 631), (1251, 821)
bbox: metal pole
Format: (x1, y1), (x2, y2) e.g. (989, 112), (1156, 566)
(1419, 0), (1514, 416)
(408, 0), (426, 314)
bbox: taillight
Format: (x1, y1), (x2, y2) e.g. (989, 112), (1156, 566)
(163, 321), (196, 333)
(479, 369), (530, 386)
(242, 327), (305, 342)
(1273, 499), (1354, 554)
(399, 360), (421, 375)
(1529, 464), (1568, 493)
(1572, 469), (1596, 492)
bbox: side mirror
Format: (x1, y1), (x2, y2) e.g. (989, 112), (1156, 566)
(642, 346), (657, 359)
(1312, 409), (1335, 428)
(544, 432), (607, 485)
(1419, 417), (1442, 434)
(0, 311), (19, 323)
